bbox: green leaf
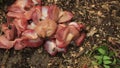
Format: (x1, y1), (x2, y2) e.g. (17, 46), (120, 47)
(103, 56), (111, 60)
(103, 60), (112, 64)
(94, 55), (103, 64)
(91, 61), (98, 65)
(98, 59), (102, 64)
(98, 48), (106, 55)
(109, 51), (115, 56)
(103, 65), (110, 68)
(112, 58), (116, 65)
(94, 55), (103, 60)
(117, 58), (120, 63)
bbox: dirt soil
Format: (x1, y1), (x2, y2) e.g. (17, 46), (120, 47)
(0, 0), (120, 68)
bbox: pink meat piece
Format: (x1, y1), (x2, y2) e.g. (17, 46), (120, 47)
(8, 0), (29, 12)
(35, 19), (57, 38)
(7, 0), (40, 20)
(41, 5), (60, 21)
(69, 22), (81, 30)
(48, 5), (60, 21)
(8, 0), (41, 12)
(34, 0), (41, 5)
(75, 33), (86, 46)
(56, 22), (85, 48)
(0, 0), (86, 55)
(25, 38), (43, 47)
(41, 5), (73, 23)
(58, 11), (73, 23)
(0, 35), (14, 49)
(8, 0), (37, 12)
(1, 23), (17, 40)
(7, 6), (25, 13)
(56, 24), (69, 41)
(14, 29), (43, 50)
(7, 11), (24, 19)
(41, 6), (49, 20)
(12, 18), (28, 36)
(67, 25), (80, 40)
(7, 6), (35, 20)
(24, 7), (36, 20)
(14, 37), (43, 50)
(22, 29), (38, 39)
(27, 22), (36, 29)
(44, 40), (66, 56)
(55, 24), (69, 48)
(14, 37), (27, 50)
(44, 40), (57, 56)
(69, 22), (86, 46)
(32, 5), (42, 24)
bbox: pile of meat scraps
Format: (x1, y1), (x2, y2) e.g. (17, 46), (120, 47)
(0, 0), (86, 55)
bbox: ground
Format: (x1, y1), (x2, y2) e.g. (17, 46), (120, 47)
(0, 0), (120, 68)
